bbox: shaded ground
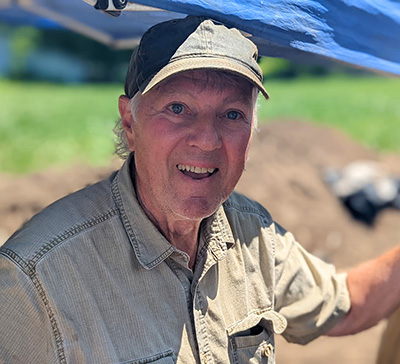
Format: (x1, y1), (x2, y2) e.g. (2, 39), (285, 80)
(1, 120), (400, 363)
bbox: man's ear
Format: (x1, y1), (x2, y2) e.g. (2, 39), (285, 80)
(118, 95), (136, 151)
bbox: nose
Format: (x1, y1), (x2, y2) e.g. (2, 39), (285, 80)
(187, 117), (222, 151)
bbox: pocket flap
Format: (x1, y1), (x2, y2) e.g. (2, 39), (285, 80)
(227, 309), (287, 336)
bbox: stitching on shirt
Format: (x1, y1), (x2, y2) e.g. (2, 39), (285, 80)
(197, 230), (209, 262)
(146, 246), (175, 268)
(223, 201), (267, 218)
(111, 173), (142, 259)
(24, 209), (119, 274)
(111, 171), (171, 268)
(122, 348), (174, 364)
(226, 307), (277, 336)
(200, 210), (232, 263)
(215, 210), (234, 245)
(165, 258), (192, 306)
(30, 271), (67, 364)
(0, 251), (67, 363)
(0, 209), (119, 275)
(195, 286), (213, 363)
(266, 225), (276, 257)
(110, 168), (175, 269)
(229, 336), (239, 363)
(0, 248), (27, 271)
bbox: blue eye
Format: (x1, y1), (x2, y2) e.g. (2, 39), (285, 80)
(226, 110), (242, 120)
(169, 103), (185, 114)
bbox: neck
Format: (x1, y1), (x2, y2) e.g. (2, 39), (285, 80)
(166, 228), (200, 270)
(135, 185), (201, 269)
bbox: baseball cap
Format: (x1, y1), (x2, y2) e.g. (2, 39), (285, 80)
(124, 15), (269, 99)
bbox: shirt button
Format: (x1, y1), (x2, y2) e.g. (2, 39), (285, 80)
(262, 343), (274, 357)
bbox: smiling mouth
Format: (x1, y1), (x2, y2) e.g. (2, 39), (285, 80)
(177, 164), (218, 179)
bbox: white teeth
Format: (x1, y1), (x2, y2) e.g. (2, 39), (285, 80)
(178, 164), (216, 174)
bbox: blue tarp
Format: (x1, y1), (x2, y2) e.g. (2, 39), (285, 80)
(1, 0), (399, 75)
(0, 5), (62, 28)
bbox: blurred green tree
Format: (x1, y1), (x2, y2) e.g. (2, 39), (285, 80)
(259, 56), (330, 79)
(9, 26), (41, 78)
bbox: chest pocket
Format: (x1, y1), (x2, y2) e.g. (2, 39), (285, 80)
(227, 310), (286, 364)
(124, 349), (175, 364)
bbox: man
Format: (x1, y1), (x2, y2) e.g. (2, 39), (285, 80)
(1, 15), (400, 364)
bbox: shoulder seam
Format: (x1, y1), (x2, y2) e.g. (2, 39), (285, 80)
(223, 200), (270, 221)
(0, 248), (28, 271)
(27, 208), (119, 273)
(1, 208), (119, 275)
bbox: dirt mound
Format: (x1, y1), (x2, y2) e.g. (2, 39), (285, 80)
(0, 158), (122, 244)
(1, 120), (399, 363)
(237, 120), (400, 269)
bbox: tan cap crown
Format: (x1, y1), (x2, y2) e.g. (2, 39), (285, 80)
(125, 15), (269, 99)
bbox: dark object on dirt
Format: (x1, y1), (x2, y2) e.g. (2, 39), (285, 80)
(325, 161), (400, 226)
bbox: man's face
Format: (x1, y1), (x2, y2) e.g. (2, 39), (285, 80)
(120, 70), (255, 225)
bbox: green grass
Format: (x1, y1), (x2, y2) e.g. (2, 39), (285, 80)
(0, 76), (399, 174)
(0, 80), (122, 174)
(258, 75), (400, 152)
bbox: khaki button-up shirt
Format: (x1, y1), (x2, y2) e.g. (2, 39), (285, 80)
(0, 156), (350, 363)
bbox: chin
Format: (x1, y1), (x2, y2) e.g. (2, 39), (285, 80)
(175, 199), (222, 221)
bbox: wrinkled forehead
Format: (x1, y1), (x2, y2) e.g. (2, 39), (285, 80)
(152, 69), (255, 97)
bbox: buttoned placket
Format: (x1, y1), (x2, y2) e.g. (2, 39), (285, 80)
(166, 252), (202, 362)
(166, 239), (221, 364)
(192, 249), (218, 363)
(190, 226), (232, 364)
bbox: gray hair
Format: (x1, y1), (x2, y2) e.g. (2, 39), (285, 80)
(113, 91), (142, 160)
(113, 72), (260, 160)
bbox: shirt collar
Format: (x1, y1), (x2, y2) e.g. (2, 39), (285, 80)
(111, 153), (235, 270)
(200, 205), (235, 262)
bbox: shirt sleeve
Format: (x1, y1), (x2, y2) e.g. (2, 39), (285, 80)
(0, 253), (58, 363)
(272, 222), (351, 345)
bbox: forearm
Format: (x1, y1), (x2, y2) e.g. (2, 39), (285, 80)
(328, 245), (400, 336)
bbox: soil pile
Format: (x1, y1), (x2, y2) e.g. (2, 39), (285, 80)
(237, 120), (400, 269)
